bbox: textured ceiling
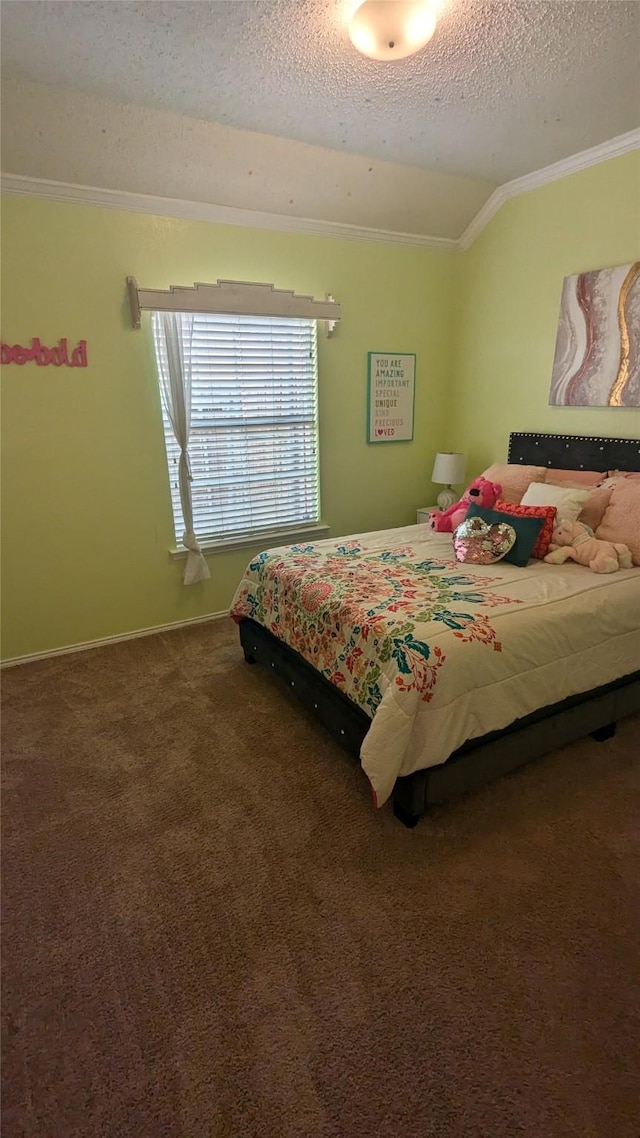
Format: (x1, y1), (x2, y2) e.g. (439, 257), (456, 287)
(1, 0), (639, 184)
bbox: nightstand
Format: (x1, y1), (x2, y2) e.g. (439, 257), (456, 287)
(417, 507), (438, 524)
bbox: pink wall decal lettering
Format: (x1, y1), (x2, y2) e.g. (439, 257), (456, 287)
(0, 338), (88, 367)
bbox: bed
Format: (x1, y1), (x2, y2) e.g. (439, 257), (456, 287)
(230, 433), (640, 825)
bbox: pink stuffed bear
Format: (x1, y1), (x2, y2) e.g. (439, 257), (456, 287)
(429, 476), (502, 533)
(544, 519), (633, 574)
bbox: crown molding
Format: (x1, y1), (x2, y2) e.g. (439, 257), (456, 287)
(457, 187), (507, 251)
(0, 173), (457, 251)
(2, 126), (639, 253)
(458, 127), (640, 250)
(501, 127), (640, 201)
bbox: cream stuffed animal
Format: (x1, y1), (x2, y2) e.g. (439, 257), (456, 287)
(544, 519), (633, 574)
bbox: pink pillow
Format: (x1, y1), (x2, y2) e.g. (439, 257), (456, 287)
(578, 487), (613, 531)
(493, 500), (556, 559)
(596, 480), (640, 565)
(546, 480), (613, 531)
(481, 464), (547, 505)
(606, 470), (640, 481)
(545, 468), (605, 487)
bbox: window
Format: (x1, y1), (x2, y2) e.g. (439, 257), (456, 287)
(152, 311), (321, 548)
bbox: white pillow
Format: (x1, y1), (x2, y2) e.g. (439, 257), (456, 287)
(520, 482), (591, 522)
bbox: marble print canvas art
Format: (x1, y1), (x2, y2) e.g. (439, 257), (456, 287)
(549, 262), (640, 407)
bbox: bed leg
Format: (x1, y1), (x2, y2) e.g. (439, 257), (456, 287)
(392, 770), (428, 828)
(239, 624), (258, 664)
(392, 799), (421, 828)
(591, 722), (616, 742)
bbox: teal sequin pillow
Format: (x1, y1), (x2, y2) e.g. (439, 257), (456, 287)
(465, 504), (544, 567)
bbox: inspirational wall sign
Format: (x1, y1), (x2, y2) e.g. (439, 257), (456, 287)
(367, 351), (415, 442)
(1, 338), (88, 367)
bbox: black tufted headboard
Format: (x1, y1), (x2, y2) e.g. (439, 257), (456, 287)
(507, 432), (640, 473)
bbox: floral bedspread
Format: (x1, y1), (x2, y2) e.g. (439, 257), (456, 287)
(229, 526), (640, 806)
(231, 539), (511, 715)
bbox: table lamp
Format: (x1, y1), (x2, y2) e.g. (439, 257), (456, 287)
(431, 452), (465, 511)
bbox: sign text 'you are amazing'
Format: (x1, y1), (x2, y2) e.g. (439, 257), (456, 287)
(1, 338), (88, 367)
(368, 352), (415, 443)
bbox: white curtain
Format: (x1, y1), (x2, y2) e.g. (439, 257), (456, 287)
(152, 311), (210, 585)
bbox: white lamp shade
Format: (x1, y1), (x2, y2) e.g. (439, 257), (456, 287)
(348, 1), (437, 62)
(431, 452), (465, 486)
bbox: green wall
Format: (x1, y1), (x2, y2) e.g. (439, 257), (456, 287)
(0, 197), (454, 659)
(450, 150), (640, 476)
(2, 151), (639, 660)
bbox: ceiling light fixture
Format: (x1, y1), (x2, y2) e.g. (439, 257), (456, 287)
(347, 0), (438, 62)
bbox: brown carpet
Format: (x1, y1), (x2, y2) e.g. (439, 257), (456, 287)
(2, 618), (639, 1138)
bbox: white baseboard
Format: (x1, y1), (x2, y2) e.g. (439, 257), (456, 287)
(1, 610), (230, 668)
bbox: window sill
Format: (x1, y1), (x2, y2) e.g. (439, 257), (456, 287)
(169, 522), (331, 559)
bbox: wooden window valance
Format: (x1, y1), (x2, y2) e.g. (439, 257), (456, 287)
(126, 277), (341, 336)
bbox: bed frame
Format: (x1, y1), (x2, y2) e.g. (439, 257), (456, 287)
(238, 433), (640, 826)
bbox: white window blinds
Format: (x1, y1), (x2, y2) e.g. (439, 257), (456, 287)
(152, 311), (320, 545)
